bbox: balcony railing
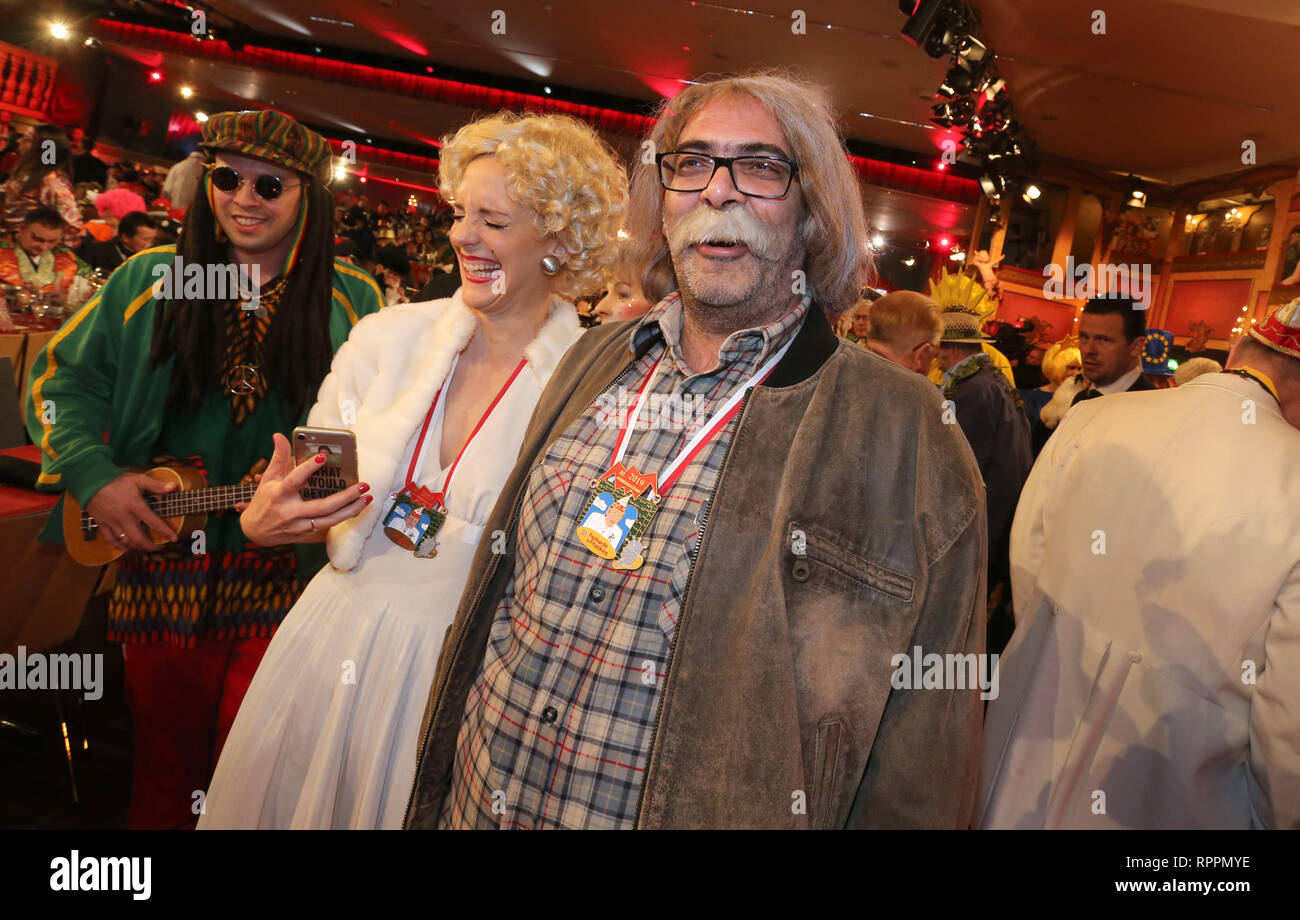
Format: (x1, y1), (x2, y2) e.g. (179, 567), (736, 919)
(0, 42), (57, 119)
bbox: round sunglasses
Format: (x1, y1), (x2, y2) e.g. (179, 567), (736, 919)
(206, 163), (303, 201)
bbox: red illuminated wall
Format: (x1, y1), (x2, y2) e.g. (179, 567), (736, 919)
(1163, 279), (1252, 337)
(997, 289), (1078, 344)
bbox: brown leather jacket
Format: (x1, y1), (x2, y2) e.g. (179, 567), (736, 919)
(404, 307), (987, 829)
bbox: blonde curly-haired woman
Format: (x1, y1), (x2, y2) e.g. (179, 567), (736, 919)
(200, 112), (627, 828)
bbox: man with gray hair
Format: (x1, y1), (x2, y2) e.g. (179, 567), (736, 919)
(406, 71), (986, 829)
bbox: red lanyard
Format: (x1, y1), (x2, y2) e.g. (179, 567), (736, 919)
(406, 356), (528, 505)
(609, 334), (792, 495)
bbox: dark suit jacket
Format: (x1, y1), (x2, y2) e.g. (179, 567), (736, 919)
(79, 238), (130, 277)
(1070, 371), (1156, 406)
(949, 363), (1033, 583)
(71, 152), (108, 187)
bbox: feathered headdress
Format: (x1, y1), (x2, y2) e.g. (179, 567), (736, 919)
(929, 268), (996, 343)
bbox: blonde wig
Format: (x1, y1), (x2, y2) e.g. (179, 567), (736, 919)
(1041, 340), (1083, 386)
(625, 70), (872, 315)
(438, 111), (627, 298)
(1172, 356), (1223, 386)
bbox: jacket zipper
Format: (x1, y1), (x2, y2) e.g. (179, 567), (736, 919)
(402, 353), (642, 828)
(633, 386), (755, 828)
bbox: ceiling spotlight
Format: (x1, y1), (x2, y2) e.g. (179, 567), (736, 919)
(50, 23), (70, 40)
(936, 65), (975, 99)
(903, 256), (917, 267)
(1126, 178), (1147, 208)
(194, 111), (209, 123)
(83, 37), (96, 47)
(1000, 135), (1025, 159)
(870, 233), (886, 251)
(899, 0), (954, 55)
(938, 235), (952, 249)
(930, 97), (974, 127)
(1022, 183), (1042, 204)
(544, 86), (552, 95)
(954, 35), (988, 71)
(180, 85), (194, 98)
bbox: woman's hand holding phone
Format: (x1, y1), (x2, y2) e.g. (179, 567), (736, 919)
(238, 432), (372, 545)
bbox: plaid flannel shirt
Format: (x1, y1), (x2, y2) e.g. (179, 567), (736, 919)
(440, 293), (810, 829)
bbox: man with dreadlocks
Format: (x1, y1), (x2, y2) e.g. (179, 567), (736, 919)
(26, 110), (383, 829)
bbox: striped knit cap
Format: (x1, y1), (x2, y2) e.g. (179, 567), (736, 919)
(198, 109), (331, 182)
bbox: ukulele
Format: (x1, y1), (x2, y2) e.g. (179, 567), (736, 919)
(62, 462), (342, 566)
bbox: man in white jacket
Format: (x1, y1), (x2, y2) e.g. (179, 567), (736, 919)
(979, 297), (1300, 829)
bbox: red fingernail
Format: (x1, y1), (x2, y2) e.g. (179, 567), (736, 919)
(358, 483), (370, 494)
(364, 495), (373, 505)
(315, 454), (326, 464)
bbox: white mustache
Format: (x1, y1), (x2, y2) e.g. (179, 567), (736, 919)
(666, 206), (783, 261)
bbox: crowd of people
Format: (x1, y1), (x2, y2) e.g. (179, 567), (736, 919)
(11, 68), (1298, 831)
(0, 120), (180, 319)
(0, 116), (652, 326)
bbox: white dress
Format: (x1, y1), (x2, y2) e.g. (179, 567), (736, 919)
(199, 296), (579, 829)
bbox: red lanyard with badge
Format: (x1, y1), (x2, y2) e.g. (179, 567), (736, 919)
(382, 354), (527, 557)
(574, 336), (794, 571)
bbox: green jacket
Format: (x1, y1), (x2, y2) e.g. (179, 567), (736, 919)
(25, 244), (383, 543)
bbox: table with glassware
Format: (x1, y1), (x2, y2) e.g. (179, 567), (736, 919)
(1, 275), (101, 414)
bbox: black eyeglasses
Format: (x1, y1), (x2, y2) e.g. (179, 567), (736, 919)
(656, 151), (799, 199)
(206, 164), (302, 201)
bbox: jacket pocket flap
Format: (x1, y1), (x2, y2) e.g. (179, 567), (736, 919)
(797, 522), (915, 602)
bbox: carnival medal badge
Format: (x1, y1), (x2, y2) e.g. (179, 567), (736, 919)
(575, 462), (659, 571)
(382, 484), (446, 556)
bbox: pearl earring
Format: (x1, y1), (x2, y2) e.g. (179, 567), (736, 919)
(540, 255), (561, 276)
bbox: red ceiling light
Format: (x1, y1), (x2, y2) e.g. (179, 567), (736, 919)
(97, 19), (655, 136)
(92, 18), (982, 205)
(938, 235), (952, 249)
(936, 161), (947, 171)
(149, 70), (163, 82)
